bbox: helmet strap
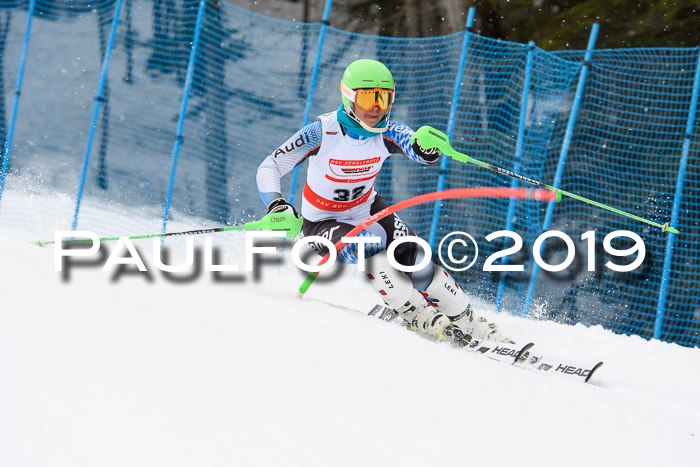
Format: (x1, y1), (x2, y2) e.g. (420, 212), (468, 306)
(346, 105), (390, 134)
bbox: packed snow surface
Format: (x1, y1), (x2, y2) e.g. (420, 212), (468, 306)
(1, 193), (698, 467)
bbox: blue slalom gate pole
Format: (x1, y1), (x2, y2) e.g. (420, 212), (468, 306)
(653, 48), (700, 341)
(0, 0), (36, 211)
(71, 0), (123, 230)
(161, 0), (207, 234)
(288, 0), (333, 205)
(522, 24), (599, 316)
(495, 41), (535, 313)
(428, 7), (476, 250)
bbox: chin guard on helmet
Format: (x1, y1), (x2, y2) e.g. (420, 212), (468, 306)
(344, 105), (390, 134)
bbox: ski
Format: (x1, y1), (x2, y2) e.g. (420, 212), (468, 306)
(465, 338), (603, 383)
(462, 338), (535, 366)
(367, 304), (604, 383)
(515, 351), (604, 383)
(368, 303), (401, 323)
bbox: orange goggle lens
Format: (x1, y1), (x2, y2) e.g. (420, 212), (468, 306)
(354, 88), (394, 111)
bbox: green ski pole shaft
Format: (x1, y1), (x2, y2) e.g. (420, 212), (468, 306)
(32, 224), (251, 247)
(445, 148), (678, 234)
(32, 211), (305, 247)
(414, 126), (679, 234)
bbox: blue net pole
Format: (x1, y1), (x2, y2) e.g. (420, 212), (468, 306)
(71, 0), (123, 230)
(653, 48), (700, 340)
(428, 7), (475, 250)
(0, 0), (35, 210)
(522, 23), (599, 316)
(496, 40), (535, 313)
(161, 0), (206, 234)
(288, 0), (333, 205)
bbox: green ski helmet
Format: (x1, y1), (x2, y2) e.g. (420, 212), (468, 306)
(340, 58), (395, 133)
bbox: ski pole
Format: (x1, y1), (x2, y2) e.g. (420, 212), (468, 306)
(412, 126), (679, 234)
(32, 211), (303, 247)
(297, 186), (559, 298)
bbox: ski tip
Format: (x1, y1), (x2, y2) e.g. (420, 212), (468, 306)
(295, 290), (305, 300)
(585, 361), (604, 383)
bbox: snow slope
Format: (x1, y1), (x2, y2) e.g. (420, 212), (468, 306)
(1, 193), (699, 467)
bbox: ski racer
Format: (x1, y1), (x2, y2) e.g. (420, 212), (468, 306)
(256, 58), (508, 345)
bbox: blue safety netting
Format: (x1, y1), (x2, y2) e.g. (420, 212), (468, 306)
(0, 0), (697, 346)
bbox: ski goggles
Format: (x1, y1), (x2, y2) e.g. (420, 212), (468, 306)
(341, 82), (394, 112)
